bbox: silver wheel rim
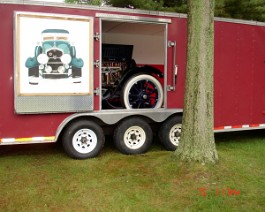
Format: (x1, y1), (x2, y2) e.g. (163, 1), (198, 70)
(124, 126), (146, 149)
(72, 129), (97, 154)
(169, 124), (181, 146)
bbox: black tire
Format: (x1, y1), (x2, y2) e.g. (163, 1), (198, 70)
(121, 74), (163, 109)
(72, 67), (82, 83)
(62, 120), (105, 159)
(28, 67), (39, 77)
(28, 67), (39, 85)
(72, 67), (82, 78)
(159, 116), (182, 151)
(113, 117), (153, 154)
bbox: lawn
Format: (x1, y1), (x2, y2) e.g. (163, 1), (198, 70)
(0, 131), (264, 211)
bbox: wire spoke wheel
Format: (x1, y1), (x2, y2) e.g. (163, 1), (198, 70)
(122, 74), (163, 109)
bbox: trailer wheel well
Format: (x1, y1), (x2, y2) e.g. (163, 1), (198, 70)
(56, 116), (107, 143)
(164, 113), (183, 122)
(115, 115), (155, 126)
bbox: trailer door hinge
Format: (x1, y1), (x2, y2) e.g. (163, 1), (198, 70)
(94, 87), (100, 96)
(94, 60), (100, 67)
(94, 32), (100, 41)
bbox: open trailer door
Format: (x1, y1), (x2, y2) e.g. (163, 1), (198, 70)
(98, 13), (171, 110)
(14, 12), (94, 113)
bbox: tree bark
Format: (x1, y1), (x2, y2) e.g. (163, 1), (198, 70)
(175, 0), (218, 163)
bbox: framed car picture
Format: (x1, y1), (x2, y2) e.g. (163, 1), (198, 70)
(14, 12), (93, 96)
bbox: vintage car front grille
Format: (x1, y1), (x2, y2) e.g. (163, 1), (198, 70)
(47, 58), (63, 71)
(47, 49), (64, 72)
(47, 49), (63, 58)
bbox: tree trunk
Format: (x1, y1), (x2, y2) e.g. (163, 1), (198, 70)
(175, 0), (218, 163)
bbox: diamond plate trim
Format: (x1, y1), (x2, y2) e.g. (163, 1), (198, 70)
(15, 95), (93, 114)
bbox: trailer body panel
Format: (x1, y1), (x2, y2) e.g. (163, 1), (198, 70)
(0, 1), (265, 152)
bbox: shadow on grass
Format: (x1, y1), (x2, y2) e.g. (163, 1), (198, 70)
(0, 143), (61, 156)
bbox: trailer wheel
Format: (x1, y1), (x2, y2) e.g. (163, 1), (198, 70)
(122, 74), (163, 109)
(159, 116), (182, 151)
(62, 120), (105, 159)
(113, 117), (153, 154)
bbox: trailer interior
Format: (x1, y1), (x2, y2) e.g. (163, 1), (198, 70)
(101, 20), (166, 109)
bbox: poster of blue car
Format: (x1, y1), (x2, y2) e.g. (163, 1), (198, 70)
(25, 29), (84, 84)
(15, 12), (93, 95)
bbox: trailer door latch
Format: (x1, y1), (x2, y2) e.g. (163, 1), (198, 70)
(168, 40), (177, 91)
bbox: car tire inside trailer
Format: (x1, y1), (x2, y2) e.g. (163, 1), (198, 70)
(113, 117), (153, 154)
(62, 120), (105, 159)
(121, 74), (163, 109)
(159, 116), (182, 151)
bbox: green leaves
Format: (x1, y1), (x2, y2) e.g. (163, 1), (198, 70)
(66, 0), (264, 22)
(218, 0), (265, 22)
(65, 0), (104, 6)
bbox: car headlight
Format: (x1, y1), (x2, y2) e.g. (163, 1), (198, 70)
(61, 54), (71, 65)
(58, 66), (65, 73)
(45, 66), (52, 73)
(37, 53), (49, 64)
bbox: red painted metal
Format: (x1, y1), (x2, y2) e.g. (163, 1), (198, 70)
(0, 2), (265, 142)
(167, 18), (187, 109)
(214, 21), (265, 127)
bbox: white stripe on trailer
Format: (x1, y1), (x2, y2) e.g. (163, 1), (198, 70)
(32, 137), (45, 141)
(1, 138), (16, 143)
(242, 125), (250, 128)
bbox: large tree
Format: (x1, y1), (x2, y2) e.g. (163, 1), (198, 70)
(175, 0), (218, 163)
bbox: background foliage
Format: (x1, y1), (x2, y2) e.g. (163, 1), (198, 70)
(65, 0), (265, 22)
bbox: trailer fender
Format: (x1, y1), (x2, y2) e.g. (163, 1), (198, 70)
(54, 109), (183, 142)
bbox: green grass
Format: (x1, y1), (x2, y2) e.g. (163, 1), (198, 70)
(0, 131), (264, 211)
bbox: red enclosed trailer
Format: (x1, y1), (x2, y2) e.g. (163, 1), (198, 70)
(0, 0), (264, 159)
